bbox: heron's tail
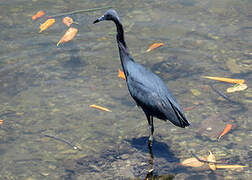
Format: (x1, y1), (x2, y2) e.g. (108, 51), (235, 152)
(170, 102), (190, 128)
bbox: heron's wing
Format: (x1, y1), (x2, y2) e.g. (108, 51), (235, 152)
(126, 62), (190, 127)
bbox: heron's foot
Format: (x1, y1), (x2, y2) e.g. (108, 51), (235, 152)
(146, 168), (154, 179)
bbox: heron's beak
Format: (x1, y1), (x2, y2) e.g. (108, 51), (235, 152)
(93, 15), (105, 24)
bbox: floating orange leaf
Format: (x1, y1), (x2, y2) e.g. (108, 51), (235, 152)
(216, 165), (248, 169)
(146, 43), (164, 52)
(226, 83), (247, 93)
(218, 124), (232, 140)
(39, 18), (56, 33)
(89, 104), (111, 112)
(62, 16), (74, 27)
(118, 69), (126, 80)
(201, 76), (245, 84)
(0, 119), (3, 125)
(181, 157), (206, 167)
(207, 151), (216, 171)
(57, 27), (78, 46)
(32, 10), (45, 21)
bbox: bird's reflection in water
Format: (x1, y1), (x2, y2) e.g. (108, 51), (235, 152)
(146, 142), (154, 178)
(145, 142), (175, 180)
(130, 137), (176, 179)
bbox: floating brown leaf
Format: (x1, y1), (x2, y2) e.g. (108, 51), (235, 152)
(89, 104), (111, 112)
(39, 18), (55, 32)
(184, 151), (248, 171)
(146, 43), (164, 52)
(181, 157), (206, 167)
(201, 76), (245, 84)
(207, 151), (216, 171)
(118, 69), (126, 80)
(218, 124), (232, 140)
(32, 10), (45, 21)
(57, 27), (78, 46)
(226, 83), (247, 93)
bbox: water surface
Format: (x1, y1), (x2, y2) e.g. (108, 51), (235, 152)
(0, 0), (251, 179)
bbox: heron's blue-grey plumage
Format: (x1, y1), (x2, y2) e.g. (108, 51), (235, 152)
(93, 9), (190, 143)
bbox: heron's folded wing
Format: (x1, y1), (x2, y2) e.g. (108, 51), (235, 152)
(127, 72), (190, 127)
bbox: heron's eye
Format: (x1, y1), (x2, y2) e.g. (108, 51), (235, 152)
(106, 14), (112, 19)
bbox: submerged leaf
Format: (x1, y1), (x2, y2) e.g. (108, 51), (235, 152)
(207, 151), (216, 171)
(202, 76), (245, 84)
(32, 10), (45, 20)
(226, 83), (247, 93)
(197, 113), (226, 139)
(146, 43), (164, 52)
(89, 104), (111, 112)
(190, 89), (201, 96)
(118, 69), (126, 80)
(57, 27), (78, 46)
(218, 124), (232, 140)
(39, 18), (55, 32)
(181, 157), (206, 167)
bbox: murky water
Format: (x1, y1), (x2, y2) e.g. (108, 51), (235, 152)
(0, 0), (251, 179)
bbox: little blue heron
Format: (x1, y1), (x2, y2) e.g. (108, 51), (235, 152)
(94, 9), (190, 145)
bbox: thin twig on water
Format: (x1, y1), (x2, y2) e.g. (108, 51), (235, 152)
(47, 6), (113, 18)
(14, 158), (42, 163)
(44, 134), (81, 151)
(209, 82), (240, 104)
(191, 152), (222, 164)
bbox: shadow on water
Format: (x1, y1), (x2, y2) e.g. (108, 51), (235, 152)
(129, 136), (179, 163)
(61, 136), (178, 180)
(129, 136), (179, 179)
(129, 137), (224, 180)
(59, 42), (87, 70)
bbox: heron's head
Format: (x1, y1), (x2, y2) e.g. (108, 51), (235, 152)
(93, 9), (120, 24)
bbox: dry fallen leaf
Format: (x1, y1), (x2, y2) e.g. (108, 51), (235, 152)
(57, 27), (78, 46)
(62, 17), (74, 27)
(32, 10), (45, 21)
(226, 83), (248, 93)
(207, 151), (216, 171)
(184, 151), (248, 171)
(218, 124), (232, 140)
(201, 76), (245, 84)
(181, 157), (206, 167)
(40, 18), (56, 33)
(216, 165), (248, 169)
(146, 43), (164, 52)
(89, 104), (112, 112)
(118, 69), (126, 80)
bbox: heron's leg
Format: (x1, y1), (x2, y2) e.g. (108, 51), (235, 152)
(147, 115), (154, 146)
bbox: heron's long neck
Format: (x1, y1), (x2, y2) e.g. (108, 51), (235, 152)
(114, 19), (127, 48)
(113, 19), (133, 75)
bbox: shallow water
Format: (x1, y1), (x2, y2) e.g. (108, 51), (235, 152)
(0, 0), (251, 179)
